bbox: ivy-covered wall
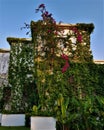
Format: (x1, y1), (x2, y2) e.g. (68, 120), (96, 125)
(31, 22), (94, 63)
(68, 62), (104, 97)
(30, 21), (95, 109)
(3, 22), (103, 116)
(6, 37), (37, 113)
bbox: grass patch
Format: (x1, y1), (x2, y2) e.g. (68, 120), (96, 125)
(0, 126), (30, 130)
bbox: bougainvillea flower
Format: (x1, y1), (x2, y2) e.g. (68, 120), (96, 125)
(38, 4), (45, 8)
(61, 54), (69, 61)
(77, 34), (82, 42)
(47, 30), (51, 33)
(61, 54), (70, 73)
(72, 27), (78, 33)
(62, 61), (70, 73)
(69, 26), (82, 43)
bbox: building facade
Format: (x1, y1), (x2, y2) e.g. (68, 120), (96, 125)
(1, 22), (104, 112)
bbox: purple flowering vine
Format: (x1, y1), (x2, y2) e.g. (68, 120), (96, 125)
(61, 54), (70, 73)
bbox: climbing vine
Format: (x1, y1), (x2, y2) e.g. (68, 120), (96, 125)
(7, 38), (37, 113)
(30, 4), (94, 115)
(2, 3), (103, 130)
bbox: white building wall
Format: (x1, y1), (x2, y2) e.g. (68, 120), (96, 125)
(0, 52), (10, 87)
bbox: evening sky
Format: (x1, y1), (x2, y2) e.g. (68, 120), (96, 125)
(0, 0), (103, 60)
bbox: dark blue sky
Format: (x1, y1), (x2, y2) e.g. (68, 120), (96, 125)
(0, 0), (104, 60)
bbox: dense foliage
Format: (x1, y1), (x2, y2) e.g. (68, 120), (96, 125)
(6, 38), (37, 113)
(1, 3), (104, 130)
(30, 4), (104, 130)
(56, 63), (104, 129)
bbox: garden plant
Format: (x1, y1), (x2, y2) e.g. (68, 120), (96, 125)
(29, 4), (104, 130)
(1, 3), (103, 130)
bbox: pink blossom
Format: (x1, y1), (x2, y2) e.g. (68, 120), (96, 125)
(69, 27), (82, 43)
(61, 54), (70, 73)
(72, 27), (78, 33)
(54, 31), (58, 35)
(77, 34), (82, 42)
(38, 4), (45, 8)
(61, 54), (69, 61)
(62, 61), (70, 73)
(47, 30), (51, 33)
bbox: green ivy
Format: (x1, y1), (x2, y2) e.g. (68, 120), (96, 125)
(77, 23), (94, 34)
(55, 63), (104, 130)
(7, 38), (38, 113)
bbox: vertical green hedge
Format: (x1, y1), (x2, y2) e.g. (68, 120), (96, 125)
(7, 38), (37, 113)
(67, 62), (104, 97)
